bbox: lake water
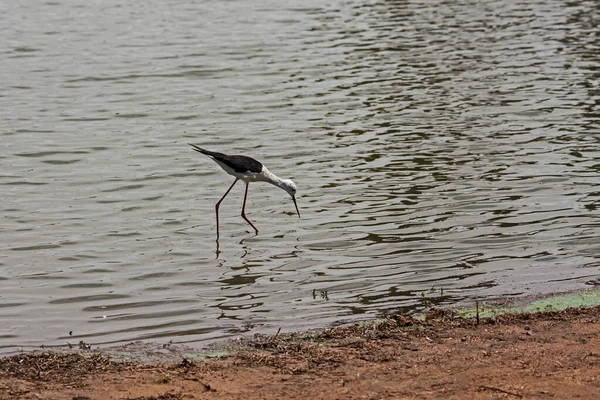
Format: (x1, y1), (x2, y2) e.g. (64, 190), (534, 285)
(1, 0), (599, 352)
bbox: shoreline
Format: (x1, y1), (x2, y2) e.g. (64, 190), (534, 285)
(4, 286), (599, 360)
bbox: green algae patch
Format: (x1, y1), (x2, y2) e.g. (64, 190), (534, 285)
(97, 342), (233, 364)
(455, 289), (600, 319)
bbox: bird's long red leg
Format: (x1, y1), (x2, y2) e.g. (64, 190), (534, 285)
(241, 182), (258, 234)
(215, 179), (238, 237)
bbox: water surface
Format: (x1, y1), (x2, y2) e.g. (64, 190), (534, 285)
(1, 0), (599, 352)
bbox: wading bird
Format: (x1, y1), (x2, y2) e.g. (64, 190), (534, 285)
(189, 144), (300, 236)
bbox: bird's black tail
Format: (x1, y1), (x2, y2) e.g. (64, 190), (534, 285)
(189, 144), (219, 158)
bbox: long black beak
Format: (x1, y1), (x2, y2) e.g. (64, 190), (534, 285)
(292, 196), (301, 218)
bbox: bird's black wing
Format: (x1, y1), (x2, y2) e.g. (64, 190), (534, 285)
(189, 144), (263, 173)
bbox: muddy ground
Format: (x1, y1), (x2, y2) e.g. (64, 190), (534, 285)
(1, 305), (599, 400)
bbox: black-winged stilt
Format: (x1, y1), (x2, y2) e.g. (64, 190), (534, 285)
(189, 144), (300, 236)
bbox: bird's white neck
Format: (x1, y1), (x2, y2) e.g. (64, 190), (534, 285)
(259, 167), (286, 188)
(257, 166), (296, 198)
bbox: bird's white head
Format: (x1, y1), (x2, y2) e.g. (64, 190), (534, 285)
(280, 179), (300, 218)
(280, 179), (297, 197)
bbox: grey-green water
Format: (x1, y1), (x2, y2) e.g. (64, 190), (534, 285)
(1, 0), (599, 352)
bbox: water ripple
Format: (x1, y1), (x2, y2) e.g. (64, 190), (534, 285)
(0, 0), (598, 352)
